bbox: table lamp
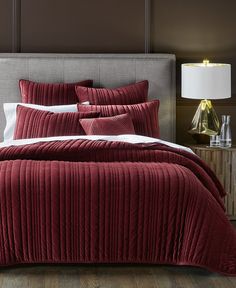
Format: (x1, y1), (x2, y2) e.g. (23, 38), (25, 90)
(181, 60), (231, 143)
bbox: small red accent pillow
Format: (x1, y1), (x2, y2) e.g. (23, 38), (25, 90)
(19, 79), (93, 106)
(14, 105), (99, 139)
(75, 80), (148, 105)
(77, 100), (160, 138)
(80, 113), (135, 135)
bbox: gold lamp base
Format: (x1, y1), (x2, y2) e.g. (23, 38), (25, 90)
(188, 99), (220, 144)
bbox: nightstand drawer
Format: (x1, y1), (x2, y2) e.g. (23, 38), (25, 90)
(190, 145), (236, 220)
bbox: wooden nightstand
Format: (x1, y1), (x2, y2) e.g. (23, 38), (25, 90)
(189, 145), (236, 220)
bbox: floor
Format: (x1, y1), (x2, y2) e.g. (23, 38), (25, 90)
(0, 222), (235, 288)
(0, 265), (236, 288)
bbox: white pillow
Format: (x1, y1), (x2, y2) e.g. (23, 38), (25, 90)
(3, 103), (78, 141)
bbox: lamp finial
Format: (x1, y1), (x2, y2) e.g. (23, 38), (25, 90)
(203, 59), (210, 66)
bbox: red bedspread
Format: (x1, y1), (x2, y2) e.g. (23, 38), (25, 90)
(0, 139), (235, 275)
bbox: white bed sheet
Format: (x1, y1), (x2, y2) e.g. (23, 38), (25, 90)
(0, 134), (194, 154)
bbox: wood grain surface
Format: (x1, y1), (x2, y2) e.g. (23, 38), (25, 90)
(190, 145), (236, 220)
(0, 264), (236, 288)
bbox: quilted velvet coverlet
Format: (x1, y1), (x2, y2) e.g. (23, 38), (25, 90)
(0, 139), (235, 275)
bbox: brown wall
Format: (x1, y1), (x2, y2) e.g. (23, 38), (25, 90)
(152, 0), (236, 144)
(21, 0), (145, 53)
(0, 0), (12, 52)
(0, 0), (236, 144)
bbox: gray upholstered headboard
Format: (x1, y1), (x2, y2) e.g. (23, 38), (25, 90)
(0, 53), (176, 141)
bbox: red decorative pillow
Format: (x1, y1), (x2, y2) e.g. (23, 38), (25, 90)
(14, 105), (99, 139)
(80, 113), (135, 135)
(77, 100), (160, 138)
(19, 79), (93, 106)
(75, 80), (148, 105)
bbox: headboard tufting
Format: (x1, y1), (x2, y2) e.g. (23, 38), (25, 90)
(0, 53), (176, 141)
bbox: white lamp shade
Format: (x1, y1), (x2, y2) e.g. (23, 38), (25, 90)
(181, 63), (231, 100)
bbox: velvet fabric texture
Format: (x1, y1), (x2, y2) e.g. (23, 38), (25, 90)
(75, 80), (148, 105)
(0, 139), (235, 275)
(13, 105), (99, 139)
(77, 100), (160, 138)
(80, 113), (135, 135)
(20, 79), (93, 106)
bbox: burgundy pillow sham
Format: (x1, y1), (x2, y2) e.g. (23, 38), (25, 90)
(75, 80), (149, 105)
(77, 100), (160, 138)
(80, 113), (135, 136)
(19, 79), (93, 106)
(14, 105), (99, 139)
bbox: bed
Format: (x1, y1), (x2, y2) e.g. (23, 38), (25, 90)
(0, 54), (235, 275)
